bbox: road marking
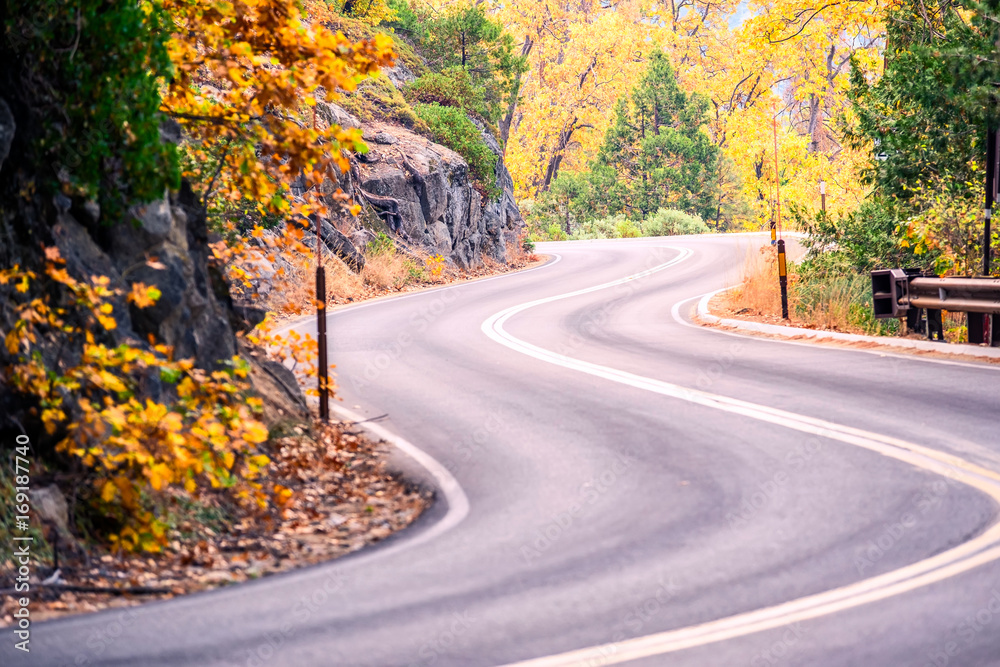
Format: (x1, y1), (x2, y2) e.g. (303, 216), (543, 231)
(274, 253), (564, 338)
(482, 248), (1000, 666)
(669, 289), (1000, 371)
(329, 404), (470, 554)
(274, 254), (569, 555)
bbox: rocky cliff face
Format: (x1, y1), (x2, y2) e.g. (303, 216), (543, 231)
(345, 118), (523, 269)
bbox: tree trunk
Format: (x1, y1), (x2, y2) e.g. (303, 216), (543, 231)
(500, 36), (533, 147)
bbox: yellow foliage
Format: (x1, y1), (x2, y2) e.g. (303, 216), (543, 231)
(425, 254), (446, 278)
(478, 0), (880, 223)
(2, 250), (278, 553)
(161, 0), (395, 224)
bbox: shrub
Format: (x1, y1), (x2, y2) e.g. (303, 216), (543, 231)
(570, 214), (627, 240)
(615, 218), (642, 238)
(5, 0), (178, 216)
(546, 223), (569, 241)
(340, 74), (427, 131)
(405, 68), (489, 119)
(793, 198), (920, 274)
(794, 265), (900, 335)
(366, 232), (396, 256)
(425, 253), (446, 278)
(388, 2), (526, 124)
(413, 103), (498, 195)
(643, 208), (709, 236)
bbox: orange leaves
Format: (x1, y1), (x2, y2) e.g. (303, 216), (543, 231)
(425, 253), (446, 278)
(161, 0), (395, 224)
(127, 282), (163, 309)
(273, 483), (293, 506)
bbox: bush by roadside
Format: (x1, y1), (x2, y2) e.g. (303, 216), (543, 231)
(533, 208), (709, 242)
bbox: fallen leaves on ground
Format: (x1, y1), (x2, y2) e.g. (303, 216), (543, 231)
(0, 422), (430, 624)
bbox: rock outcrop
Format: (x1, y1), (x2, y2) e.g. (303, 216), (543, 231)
(317, 99), (524, 270)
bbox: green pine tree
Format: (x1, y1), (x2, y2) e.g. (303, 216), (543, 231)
(594, 51), (719, 220)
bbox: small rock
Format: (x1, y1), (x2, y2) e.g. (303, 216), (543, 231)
(81, 200), (101, 224)
(41, 569), (65, 585)
(30, 485), (72, 539)
(203, 570), (233, 584)
(372, 131), (398, 145)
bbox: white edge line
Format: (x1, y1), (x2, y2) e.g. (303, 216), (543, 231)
(667, 288), (1000, 371)
(273, 253), (564, 338)
(272, 252), (567, 555)
(329, 404), (470, 553)
(481, 249), (1000, 666)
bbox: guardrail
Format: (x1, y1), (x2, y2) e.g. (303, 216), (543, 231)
(871, 269), (1000, 345)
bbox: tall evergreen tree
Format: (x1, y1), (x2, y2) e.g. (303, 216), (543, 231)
(594, 52), (719, 220)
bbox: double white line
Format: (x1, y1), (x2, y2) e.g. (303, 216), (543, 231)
(482, 247), (1000, 666)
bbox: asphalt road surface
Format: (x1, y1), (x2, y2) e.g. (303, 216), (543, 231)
(11, 234), (1000, 667)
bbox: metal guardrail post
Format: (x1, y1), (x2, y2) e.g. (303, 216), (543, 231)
(871, 270), (1000, 345)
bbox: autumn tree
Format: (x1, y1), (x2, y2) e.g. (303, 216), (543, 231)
(0, 0), (395, 550)
(846, 0), (1000, 274)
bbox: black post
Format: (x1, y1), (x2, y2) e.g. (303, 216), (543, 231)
(316, 266), (329, 422)
(986, 126), (996, 277)
(777, 239), (789, 320)
(984, 126), (997, 344)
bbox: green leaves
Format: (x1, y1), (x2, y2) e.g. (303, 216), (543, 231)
(388, 2), (526, 124)
(3, 0), (178, 217)
(413, 103), (498, 196)
(594, 51), (720, 221)
(845, 0), (997, 275)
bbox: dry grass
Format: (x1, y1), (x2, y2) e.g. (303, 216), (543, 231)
(257, 232), (541, 324)
(721, 246), (900, 336)
(361, 250), (420, 290)
(724, 245), (783, 318)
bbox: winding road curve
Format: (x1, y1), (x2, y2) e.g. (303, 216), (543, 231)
(13, 235), (1000, 667)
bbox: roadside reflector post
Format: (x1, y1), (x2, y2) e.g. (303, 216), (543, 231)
(315, 214), (330, 423)
(769, 219), (776, 245)
(777, 239), (789, 320)
(317, 267), (329, 422)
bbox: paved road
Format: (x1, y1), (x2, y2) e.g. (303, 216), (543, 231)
(12, 235), (1000, 667)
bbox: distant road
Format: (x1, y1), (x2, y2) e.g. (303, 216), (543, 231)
(14, 234), (1000, 667)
